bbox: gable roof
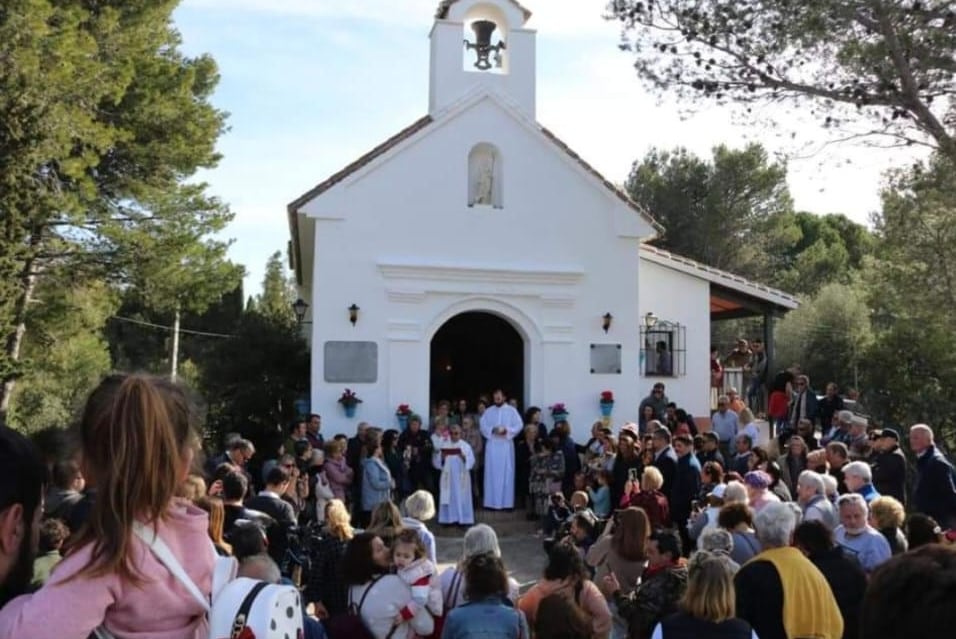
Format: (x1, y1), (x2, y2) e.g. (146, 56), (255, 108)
(639, 243), (800, 314)
(287, 109), (662, 234)
(287, 115), (433, 214)
(435, 0), (532, 20)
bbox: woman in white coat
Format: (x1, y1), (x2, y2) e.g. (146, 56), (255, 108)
(341, 532), (434, 639)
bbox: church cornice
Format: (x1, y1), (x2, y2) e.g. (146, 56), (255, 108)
(378, 262), (583, 286)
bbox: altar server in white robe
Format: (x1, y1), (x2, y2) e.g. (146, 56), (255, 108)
(480, 389), (524, 509)
(433, 424), (476, 525)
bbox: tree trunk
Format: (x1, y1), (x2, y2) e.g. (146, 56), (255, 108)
(0, 255), (39, 415)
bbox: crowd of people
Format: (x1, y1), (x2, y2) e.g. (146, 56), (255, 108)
(1, 371), (956, 639)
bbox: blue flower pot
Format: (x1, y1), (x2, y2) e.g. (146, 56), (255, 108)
(600, 402), (614, 417)
(397, 414), (409, 431)
(344, 404), (357, 418)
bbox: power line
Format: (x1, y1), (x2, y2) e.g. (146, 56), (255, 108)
(108, 315), (235, 339)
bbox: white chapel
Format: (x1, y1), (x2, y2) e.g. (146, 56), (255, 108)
(286, 0), (798, 438)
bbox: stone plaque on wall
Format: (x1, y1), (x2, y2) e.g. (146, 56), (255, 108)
(324, 341), (378, 383)
(590, 343), (622, 374)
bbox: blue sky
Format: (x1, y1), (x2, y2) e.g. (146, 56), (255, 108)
(172, 0), (914, 297)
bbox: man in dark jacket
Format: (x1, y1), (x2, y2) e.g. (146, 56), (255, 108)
(909, 424), (956, 529)
(638, 383), (669, 431)
(870, 429), (907, 505)
(651, 427), (678, 497)
(794, 520), (867, 639)
(670, 434), (702, 552)
(246, 466), (297, 565)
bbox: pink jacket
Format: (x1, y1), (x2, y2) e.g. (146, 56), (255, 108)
(0, 501), (214, 639)
(325, 457), (354, 500)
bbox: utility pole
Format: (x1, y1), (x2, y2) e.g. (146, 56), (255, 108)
(170, 305), (180, 382)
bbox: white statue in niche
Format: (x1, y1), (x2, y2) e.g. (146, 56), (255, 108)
(468, 144), (501, 208)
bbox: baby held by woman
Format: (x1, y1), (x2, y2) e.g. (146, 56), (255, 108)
(392, 528), (442, 626)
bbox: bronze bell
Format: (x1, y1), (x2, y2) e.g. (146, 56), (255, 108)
(472, 20), (497, 48)
(465, 19), (506, 71)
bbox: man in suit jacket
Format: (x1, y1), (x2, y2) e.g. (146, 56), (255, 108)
(652, 427), (679, 498)
(870, 429), (907, 505)
(246, 466), (297, 565)
(670, 434), (702, 552)
(909, 424), (956, 529)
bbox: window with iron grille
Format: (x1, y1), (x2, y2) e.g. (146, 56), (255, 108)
(640, 321), (686, 377)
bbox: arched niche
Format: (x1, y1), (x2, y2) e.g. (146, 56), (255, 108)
(467, 143), (503, 208)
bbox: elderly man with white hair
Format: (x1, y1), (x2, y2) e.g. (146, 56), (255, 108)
(909, 423), (956, 529)
(734, 502), (843, 639)
(842, 461), (880, 504)
(834, 493), (891, 574)
(822, 409), (854, 446)
(796, 471), (838, 531)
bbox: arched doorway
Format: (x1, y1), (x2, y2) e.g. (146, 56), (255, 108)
(430, 311), (524, 409)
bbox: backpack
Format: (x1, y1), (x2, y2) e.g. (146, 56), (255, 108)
(95, 523), (303, 639)
(325, 576), (398, 639)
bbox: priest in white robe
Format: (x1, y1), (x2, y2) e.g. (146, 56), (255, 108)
(480, 389), (524, 509)
(433, 424), (475, 525)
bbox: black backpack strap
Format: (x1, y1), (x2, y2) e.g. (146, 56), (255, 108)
(230, 581), (270, 639)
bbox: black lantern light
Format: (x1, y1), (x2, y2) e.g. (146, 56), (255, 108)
(348, 303), (360, 326)
(292, 298), (309, 324)
(644, 312), (659, 329)
(602, 312), (613, 333)
(464, 20), (506, 71)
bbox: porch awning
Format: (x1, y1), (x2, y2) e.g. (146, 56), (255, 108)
(640, 244), (800, 320)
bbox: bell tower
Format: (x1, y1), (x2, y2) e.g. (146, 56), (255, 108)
(429, 0), (536, 116)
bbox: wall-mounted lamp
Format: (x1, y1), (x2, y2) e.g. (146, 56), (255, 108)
(644, 312), (658, 329)
(348, 303), (360, 326)
(602, 312), (613, 333)
(292, 298), (310, 324)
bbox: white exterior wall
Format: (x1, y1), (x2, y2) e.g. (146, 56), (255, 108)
(638, 259), (712, 419)
(302, 96), (654, 440)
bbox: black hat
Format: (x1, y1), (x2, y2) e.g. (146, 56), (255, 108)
(878, 428), (900, 442)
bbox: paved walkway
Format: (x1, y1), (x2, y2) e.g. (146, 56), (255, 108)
(435, 532), (545, 592)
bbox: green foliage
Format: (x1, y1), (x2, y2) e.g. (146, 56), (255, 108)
(0, 0), (231, 410)
(769, 212), (876, 295)
(628, 144), (875, 296)
(627, 144), (794, 279)
(201, 311), (309, 443)
(7, 280), (115, 432)
(200, 251), (309, 443)
(862, 154), (956, 446)
(775, 282), (873, 392)
(608, 0), (956, 159)
(255, 251), (296, 325)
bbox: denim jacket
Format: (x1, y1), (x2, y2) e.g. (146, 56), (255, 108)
(442, 596), (528, 639)
(361, 457), (392, 512)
